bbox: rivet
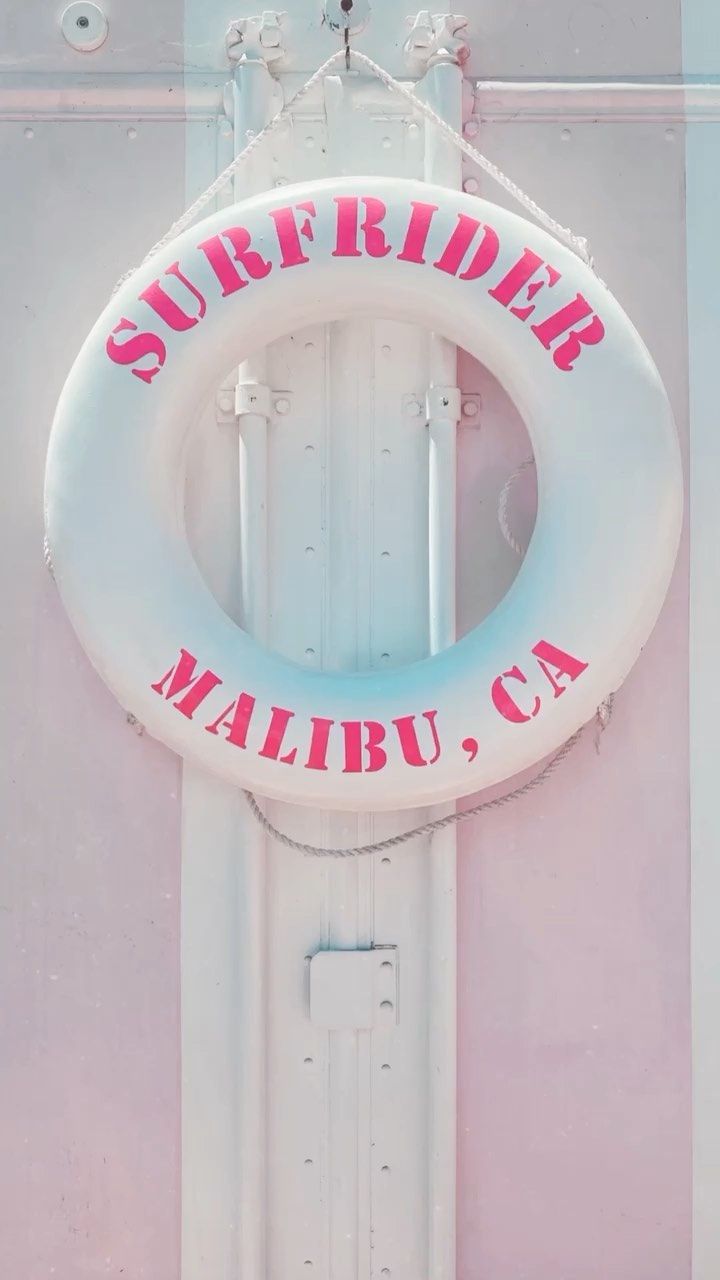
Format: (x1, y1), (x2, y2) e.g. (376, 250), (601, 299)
(382, 136), (392, 149)
(303, 1056), (314, 1067)
(275, 397), (291, 414)
(381, 447), (391, 457)
(24, 126), (34, 139)
(275, 177), (288, 186)
(380, 1000), (393, 1011)
(380, 652), (390, 662)
(218, 391), (234, 414)
(304, 1157), (313, 1166)
(665, 127), (676, 142)
(304, 340), (315, 352)
(561, 128), (572, 142)
(381, 858), (391, 866)
(305, 648), (316, 659)
(464, 119), (479, 137)
(381, 1062), (391, 1070)
(380, 1164), (391, 1174)
(406, 399), (421, 416)
(127, 126), (137, 140)
(305, 546), (315, 557)
(462, 400), (479, 418)
(381, 344), (392, 356)
(463, 176), (479, 194)
(380, 551), (390, 559)
(305, 444), (315, 454)
(380, 960), (393, 969)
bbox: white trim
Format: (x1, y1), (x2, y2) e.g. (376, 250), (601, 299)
(685, 3), (720, 1276)
(687, 99), (720, 1280)
(7, 76), (720, 122)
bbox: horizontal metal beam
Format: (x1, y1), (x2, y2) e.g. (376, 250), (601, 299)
(4, 73), (720, 123)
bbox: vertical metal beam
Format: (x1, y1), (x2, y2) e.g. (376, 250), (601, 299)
(420, 55), (463, 1280)
(232, 54), (276, 1280)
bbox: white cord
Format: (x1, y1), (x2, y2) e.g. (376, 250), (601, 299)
(115, 46), (596, 292)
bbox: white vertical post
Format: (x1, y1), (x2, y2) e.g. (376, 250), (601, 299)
(421, 56), (462, 1280)
(232, 55), (275, 1280)
(683, 5), (720, 1277)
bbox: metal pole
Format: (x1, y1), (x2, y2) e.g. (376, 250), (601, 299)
(421, 54), (463, 1280)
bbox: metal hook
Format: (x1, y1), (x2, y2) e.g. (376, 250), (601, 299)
(342, 0), (352, 69)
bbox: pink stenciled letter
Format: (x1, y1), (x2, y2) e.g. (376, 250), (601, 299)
(341, 720), (387, 773)
(332, 196), (391, 259)
(198, 227), (272, 295)
(491, 665), (541, 724)
(392, 711), (441, 766)
(139, 262), (207, 332)
(531, 294), (605, 371)
(268, 201), (317, 268)
(151, 648), (222, 718)
(106, 318), (166, 384)
(532, 639), (588, 696)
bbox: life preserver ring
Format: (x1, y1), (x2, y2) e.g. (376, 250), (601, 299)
(45, 177), (682, 811)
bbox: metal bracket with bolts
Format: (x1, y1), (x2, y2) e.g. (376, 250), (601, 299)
(226, 10), (286, 64)
(404, 11), (470, 69)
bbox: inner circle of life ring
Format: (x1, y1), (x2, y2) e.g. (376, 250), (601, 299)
(45, 177), (682, 812)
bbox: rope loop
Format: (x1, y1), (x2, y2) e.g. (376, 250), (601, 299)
(109, 44), (609, 853)
(114, 45), (598, 292)
(244, 697), (614, 858)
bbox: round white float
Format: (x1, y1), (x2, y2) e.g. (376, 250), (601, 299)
(45, 177), (682, 810)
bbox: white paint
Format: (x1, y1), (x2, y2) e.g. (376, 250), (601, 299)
(421, 57), (461, 1280)
(45, 177), (683, 809)
(685, 4), (720, 1277)
(177, 10), (463, 1273)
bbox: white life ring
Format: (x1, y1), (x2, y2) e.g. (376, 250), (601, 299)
(45, 177), (682, 811)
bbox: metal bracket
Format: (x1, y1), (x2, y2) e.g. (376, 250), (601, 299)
(236, 380), (272, 419)
(426, 384), (462, 421)
(226, 10), (286, 64)
(309, 947), (399, 1030)
(404, 11), (470, 69)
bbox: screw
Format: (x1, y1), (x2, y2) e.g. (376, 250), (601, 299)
(463, 176), (479, 194)
(76, 14), (90, 27)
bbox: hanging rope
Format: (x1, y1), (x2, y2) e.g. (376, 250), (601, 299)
(244, 456), (614, 858)
(114, 46), (596, 293)
(111, 44), (610, 854)
(243, 705), (613, 858)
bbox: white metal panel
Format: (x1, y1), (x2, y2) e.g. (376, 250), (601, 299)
(0, 2), (696, 1276)
(178, 18), (461, 1277)
(684, 4), (720, 1278)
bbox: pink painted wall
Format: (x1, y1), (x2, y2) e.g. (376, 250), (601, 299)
(0, 107), (185, 1279)
(456, 109), (691, 1279)
(0, 0), (691, 1275)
